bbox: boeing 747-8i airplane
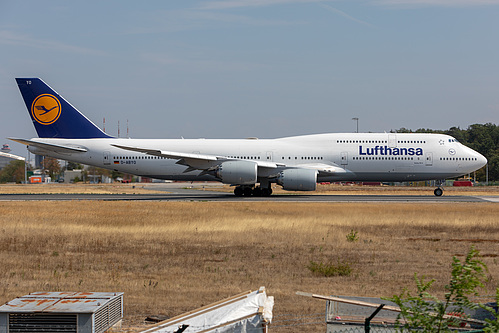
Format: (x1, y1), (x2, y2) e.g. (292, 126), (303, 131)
(11, 78), (487, 196)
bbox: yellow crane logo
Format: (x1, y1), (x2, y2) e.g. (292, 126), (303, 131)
(31, 94), (61, 125)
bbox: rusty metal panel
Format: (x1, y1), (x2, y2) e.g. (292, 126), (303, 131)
(23, 292), (120, 300)
(44, 299), (109, 313)
(0, 298), (60, 313)
(0, 292), (124, 314)
(27, 292), (78, 298)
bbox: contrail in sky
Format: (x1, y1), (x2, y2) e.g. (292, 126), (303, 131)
(320, 4), (375, 28)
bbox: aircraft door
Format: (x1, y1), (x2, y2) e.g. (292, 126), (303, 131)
(425, 152), (433, 166)
(103, 151), (110, 166)
(266, 151), (273, 161)
(388, 134), (397, 148)
(340, 152), (348, 166)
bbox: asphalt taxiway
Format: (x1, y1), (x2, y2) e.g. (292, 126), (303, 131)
(1, 182), (497, 202)
(0, 188), (497, 203)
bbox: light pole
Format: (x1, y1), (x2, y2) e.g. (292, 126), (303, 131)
(352, 117), (359, 133)
(486, 163), (489, 185)
(25, 147), (28, 184)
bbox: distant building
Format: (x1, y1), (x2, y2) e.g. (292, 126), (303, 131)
(64, 170), (83, 183)
(35, 155), (44, 169)
(1, 144), (11, 154)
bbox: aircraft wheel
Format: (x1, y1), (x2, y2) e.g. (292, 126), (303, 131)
(234, 187), (243, 197)
(261, 188), (272, 197)
(253, 187), (262, 197)
(243, 187), (253, 196)
(434, 188), (443, 197)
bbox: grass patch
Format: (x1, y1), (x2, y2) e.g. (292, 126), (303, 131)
(307, 260), (353, 277)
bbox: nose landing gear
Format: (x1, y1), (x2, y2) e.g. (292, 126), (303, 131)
(434, 187), (443, 197)
(433, 180), (445, 197)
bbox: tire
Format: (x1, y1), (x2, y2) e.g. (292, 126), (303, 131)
(234, 187), (243, 196)
(253, 187), (262, 197)
(243, 187), (253, 196)
(261, 188), (272, 197)
(434, 188), (443, 197)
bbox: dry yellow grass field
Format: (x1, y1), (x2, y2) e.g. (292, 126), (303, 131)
(0, 197), (498, 332)
(0, 183), (166, 194)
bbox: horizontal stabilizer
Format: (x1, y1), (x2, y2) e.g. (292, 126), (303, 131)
(9, 138), (88, 153)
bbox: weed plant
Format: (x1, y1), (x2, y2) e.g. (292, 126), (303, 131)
(386, 246), (487, 332)
(346, 229), (359, 242)
(307, 260), (353, 277)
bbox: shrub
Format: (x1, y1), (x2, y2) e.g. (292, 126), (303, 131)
(307, 260), (353, 277)
(385, 246), (490, 332)
(346, 229), (359, 242)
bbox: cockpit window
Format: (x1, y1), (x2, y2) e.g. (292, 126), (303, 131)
(448, 138), (459, 143)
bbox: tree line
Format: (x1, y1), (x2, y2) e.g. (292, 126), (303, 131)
(394, 123), (498, 182)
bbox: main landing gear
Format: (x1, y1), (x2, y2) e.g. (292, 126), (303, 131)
(234, 185), (273, 197)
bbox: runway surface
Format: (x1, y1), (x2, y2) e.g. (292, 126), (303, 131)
(0, 187), (497, 202)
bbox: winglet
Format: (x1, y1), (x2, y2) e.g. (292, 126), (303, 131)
(16, 78), (112, 139)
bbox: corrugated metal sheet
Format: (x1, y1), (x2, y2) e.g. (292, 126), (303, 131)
(0, 292), (123, 314)
(94, 296), (122, 333)
(26, 292), (119, 300)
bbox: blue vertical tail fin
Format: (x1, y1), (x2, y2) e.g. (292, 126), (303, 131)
(16, 78), (112, 139)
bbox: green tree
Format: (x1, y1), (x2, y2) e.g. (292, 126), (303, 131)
(0, 160), (26, 183)
(111, 170), (123, 180)
(386, 246), (488, 332)
(42, 157), (61, 179)
(481, 289), (499, 332)
(415, 128), (442, 134)
(87, 166), (112, 178)
(393, 127), (412, 133)
(458, 124), (499, 182)
(66, 161), (83, 170)
(445, 127), (467, 143)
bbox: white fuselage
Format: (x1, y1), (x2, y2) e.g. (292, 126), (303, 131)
(27, 132), (487, 183)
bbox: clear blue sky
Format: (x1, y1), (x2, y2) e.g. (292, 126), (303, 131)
(1, 0), (499, 156)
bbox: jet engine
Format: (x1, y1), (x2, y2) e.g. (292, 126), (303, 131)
(276, 168), (317, 191)
(216, 161), (258, 185)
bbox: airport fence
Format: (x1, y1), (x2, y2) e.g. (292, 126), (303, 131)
(271, 312), (487, 332)
(330, 328), (485, 333)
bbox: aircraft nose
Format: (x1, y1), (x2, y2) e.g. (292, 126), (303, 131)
(462, 145), (487, 172)
(477, 152), (487, 168)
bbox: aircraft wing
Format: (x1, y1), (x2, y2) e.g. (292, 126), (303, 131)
(111, 144), (283, 171)
(9, 138), (88, 153)
(111, 144), (219, 161)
